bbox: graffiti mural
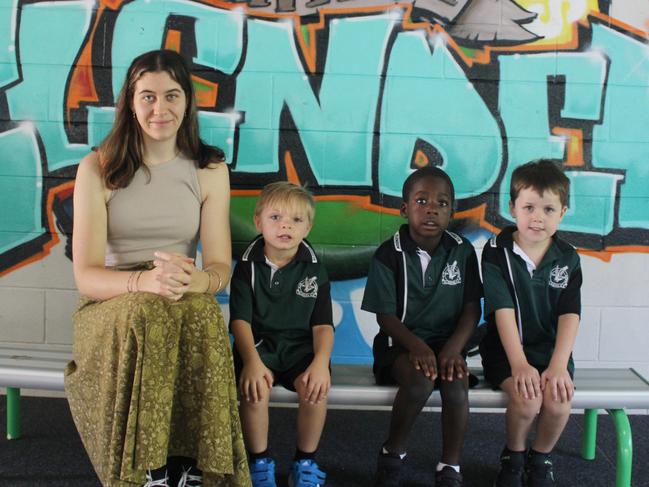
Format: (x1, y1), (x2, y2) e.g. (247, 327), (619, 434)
(1, 0), (648, 361)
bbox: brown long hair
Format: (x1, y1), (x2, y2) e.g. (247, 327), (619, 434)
(98, 49), (224, 189)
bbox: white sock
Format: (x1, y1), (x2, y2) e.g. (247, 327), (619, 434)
(436, 462), (460, 473)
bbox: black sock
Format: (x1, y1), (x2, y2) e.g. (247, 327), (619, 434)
(501, 446), (526, 468)
(528, 449), (552, 462)
(295, 448), (316, 461)
(248, 449), (270, 461)
(502, 446), (526, 455)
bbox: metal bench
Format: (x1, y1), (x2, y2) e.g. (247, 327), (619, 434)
(2, 346), (649, 487)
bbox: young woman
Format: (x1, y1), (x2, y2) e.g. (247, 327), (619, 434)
(65, 49), (251, 487)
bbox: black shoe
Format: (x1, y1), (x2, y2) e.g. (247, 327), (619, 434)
(178, 464), (203, 487)
(525, 451), (555, 487)
(494, 448), (525, 487)
(373, 450), (405, 487)
(435, 466), (462, 487)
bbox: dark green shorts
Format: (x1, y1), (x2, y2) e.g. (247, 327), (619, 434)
(373, 339), (464, 386)
(480, 340), (574, 390)
(233, 350), (315, 392)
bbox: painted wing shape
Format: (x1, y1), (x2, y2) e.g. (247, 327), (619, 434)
(447, 0), (541, 46)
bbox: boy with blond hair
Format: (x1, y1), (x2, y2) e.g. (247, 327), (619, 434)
(480, 160), (582, 487)
(230, 181), (333, 487)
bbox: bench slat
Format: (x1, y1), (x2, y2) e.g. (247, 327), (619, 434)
(1, 350), (648, 410)
(268, 367), (649, 410)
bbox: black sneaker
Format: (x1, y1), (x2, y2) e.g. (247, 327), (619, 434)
(525, 451), (555, 487)
(435, 466), (462, 486)
(494, 449), (525, 487)
(178, 464), (202, 487)
(373, 450), (405, 487)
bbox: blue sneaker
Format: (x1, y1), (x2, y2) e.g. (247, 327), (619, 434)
(249, 458), (277, 487)
(288, 459), (326, 487)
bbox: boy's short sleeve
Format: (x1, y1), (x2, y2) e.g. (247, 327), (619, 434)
(311, 267), (333, 327)
(481, 245), (514, 315)
(557, 257), (582, 317)
(361, 256), (397, 315)
(463, 247), (483, 304)
(228, 261), (254, 327)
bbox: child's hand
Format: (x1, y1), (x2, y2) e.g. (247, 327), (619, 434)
(437, 347), (468, 381)
(299, 361), (331, 404)
(541, 365), (574, 403)
(408, 341), (437, 381)
(240, 359), (274, 403)
(511, 363), (541, 400)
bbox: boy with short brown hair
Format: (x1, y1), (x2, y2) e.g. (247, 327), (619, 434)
(480, 160), (582, 487)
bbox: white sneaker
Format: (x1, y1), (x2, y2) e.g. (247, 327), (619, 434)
(143, 469), (170, 487)
(178, 465), (203, 487)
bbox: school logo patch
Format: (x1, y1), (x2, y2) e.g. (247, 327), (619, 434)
(549, 265), (569, 289)
(296, 276), (318, 298)
(441, 260), (462, 286)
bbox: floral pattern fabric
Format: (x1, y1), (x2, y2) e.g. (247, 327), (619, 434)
(65, 291), (251, 487)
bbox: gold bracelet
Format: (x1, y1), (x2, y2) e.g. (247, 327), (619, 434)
(205, 269), (222, 294)
(126, 271), (136, 293)
(134, 271), (143, 292)
(205, 270), (212, 294)
(213, 271), (222, 293)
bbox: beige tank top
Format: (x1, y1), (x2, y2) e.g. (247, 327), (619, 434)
(105, 154), (201, 267)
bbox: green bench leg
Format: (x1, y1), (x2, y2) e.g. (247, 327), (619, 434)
(582, 408), (632, 487)
(607, 409), (632, 487)
(582, 408), (598, 460)
(6, 387), (21, 440)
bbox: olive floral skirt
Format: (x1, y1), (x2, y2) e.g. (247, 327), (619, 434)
(64, 292), (251, 487)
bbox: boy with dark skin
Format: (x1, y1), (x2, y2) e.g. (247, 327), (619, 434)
(362, 167), (482, 487)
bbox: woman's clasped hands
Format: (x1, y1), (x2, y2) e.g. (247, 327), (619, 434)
(140, 251), (196, 300)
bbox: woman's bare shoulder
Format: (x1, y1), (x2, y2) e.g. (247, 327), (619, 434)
(197, 159), (229, 202)
(77, 150), (102, 175)
(204, 156), (228, 171)
(76, 151), (111, 200)
(198, 158), (229, 180)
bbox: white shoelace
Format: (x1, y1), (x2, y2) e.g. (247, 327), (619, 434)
(143, 472), (169, 487)
(178, 466), (203, 487)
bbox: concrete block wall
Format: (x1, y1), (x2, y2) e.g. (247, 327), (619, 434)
(2, 1), (649, 398)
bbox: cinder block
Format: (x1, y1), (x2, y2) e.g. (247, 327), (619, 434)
(609, 1), (649, 33)
(45, 289), (79, 345)
(633, 365), (649, 383)
(572, 307), (600, 361)
(0, 288), (45, 342)
(599, 307), (649, 362)
(581, 253), (649, 307)
(1, 240), (75, 290)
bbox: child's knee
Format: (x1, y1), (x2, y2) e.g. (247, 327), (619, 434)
(440, 380), (468, 409)
(399, 375), (435, 402)
(293, 381), (325, 406)
(240, 393), (271, 411)
(541, 393), (571, 418)
(238, 381), (272, 407)
(508, 393), (542, 419)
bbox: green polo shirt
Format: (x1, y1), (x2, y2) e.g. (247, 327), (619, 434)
(229, 236), (333, 371)
(361, 224), (482, 344)
(481, 226), (582, 372)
